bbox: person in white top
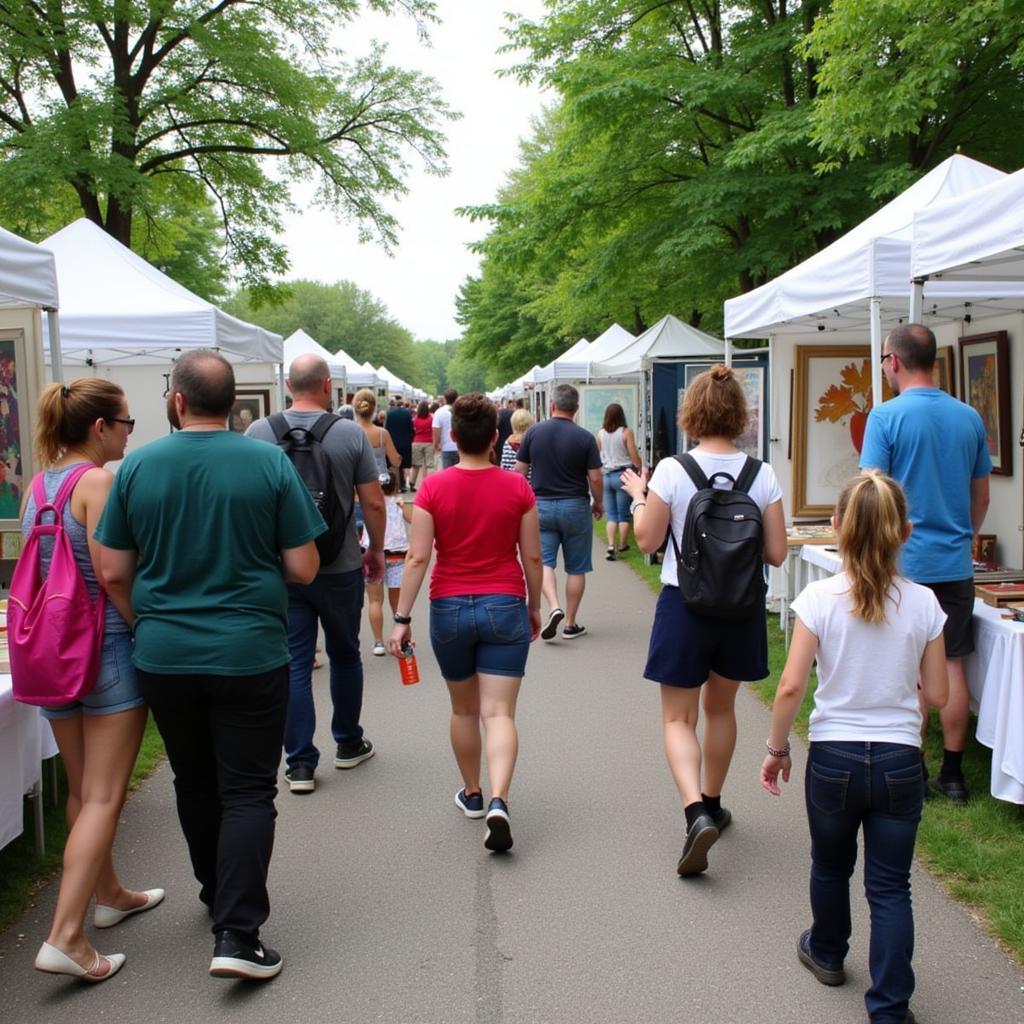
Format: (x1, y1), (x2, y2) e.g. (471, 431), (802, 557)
(621, 365), (787, 878)
(433, 388), (460, 469)
(596, 403), (642, 560)
(761, 470), (948, 1024)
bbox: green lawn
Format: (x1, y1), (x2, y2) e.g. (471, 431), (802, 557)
(602, 523), (1024, 963)
(0, 714), (165, 932)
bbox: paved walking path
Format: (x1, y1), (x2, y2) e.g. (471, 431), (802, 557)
(1, 537), (1021, 1023)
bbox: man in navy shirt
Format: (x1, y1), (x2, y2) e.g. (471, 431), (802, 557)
(515, 384), (603, 640)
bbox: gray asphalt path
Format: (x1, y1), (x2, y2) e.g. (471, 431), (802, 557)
(1, 534), (1021, 1023)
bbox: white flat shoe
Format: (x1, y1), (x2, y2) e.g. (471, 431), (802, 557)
(35, 942), (126, 982)
(94, 887), (165, 929)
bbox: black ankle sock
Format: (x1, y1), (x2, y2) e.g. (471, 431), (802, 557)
(939, 749), (964, 781)
(684, 801), (706, 829)
(701, 793), (721, 817)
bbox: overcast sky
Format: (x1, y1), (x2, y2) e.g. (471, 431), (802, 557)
(279, 1), (550, 342)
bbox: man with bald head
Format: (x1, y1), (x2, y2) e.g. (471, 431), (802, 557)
(861, 323), (991, 803)
(248, 353), (386, 795)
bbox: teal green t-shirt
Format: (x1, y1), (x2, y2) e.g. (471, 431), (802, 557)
(95, 430), (325, 675)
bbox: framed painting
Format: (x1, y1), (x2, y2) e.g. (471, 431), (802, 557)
(679, 362), (766, 460)
(0, 328), (40, 536)
(958, 331), (1011, 475)
(578, 383), (639, 438)
(793, 345), (891, 517)
(230, 388), (271, 433)
(931, 346), (955, 395)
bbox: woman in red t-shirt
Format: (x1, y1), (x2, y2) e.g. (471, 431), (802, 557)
(389, 394), (542, 853)
(409, 399), (434, 491)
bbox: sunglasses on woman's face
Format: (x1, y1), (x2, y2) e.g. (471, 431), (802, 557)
(108, 417), (136, 434)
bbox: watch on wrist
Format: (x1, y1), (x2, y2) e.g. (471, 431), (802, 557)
(393, 612), (412, 625)
(629, 498), (647, 516)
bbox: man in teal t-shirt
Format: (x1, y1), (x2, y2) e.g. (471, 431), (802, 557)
(96, 350), (323, 982)
(860, 323), (991, 804)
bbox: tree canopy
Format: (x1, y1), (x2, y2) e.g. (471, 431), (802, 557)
(0, 1), (455, 298)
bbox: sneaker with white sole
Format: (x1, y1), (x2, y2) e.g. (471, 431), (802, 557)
(372, 641), (386, 656)
(541, 608), (565, 640)
(484, 797), (513, 852)
(562, 623), (587, 639)
(334, 739), (375, 769)
(454, 788), (486, 818)
(209, 930), (282, 981)
(284, 764), (315, 793)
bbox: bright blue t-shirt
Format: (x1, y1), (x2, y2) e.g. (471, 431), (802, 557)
(859, 388), (991, 583)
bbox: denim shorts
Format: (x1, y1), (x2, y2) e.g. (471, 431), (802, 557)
(42, 632), (145, 720)
(643, 585), (768, 687)
(537, 497), (593, 574)
(429, 594), (531, 682)
(603, 469), (632, 523)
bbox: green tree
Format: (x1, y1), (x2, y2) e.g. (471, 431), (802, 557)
(443, 339), (489, 394)
(409, 339), (449, 396)
(0, 1), (454, 296)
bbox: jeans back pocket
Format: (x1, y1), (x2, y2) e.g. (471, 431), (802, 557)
(808, 762), (851, 815)
(429, 603), (461, 646)
(883, 763), (924, 818)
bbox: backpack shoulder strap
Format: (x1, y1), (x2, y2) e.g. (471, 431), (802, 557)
(733, 456), (762, 495)
(268, 412), (291, 441)
(51, 463), (95, 512)
(675, 452), (710, 491)
(309, 413), (340, 443)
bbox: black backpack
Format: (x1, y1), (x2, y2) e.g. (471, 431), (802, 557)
(269, 412), (352, 566)
(667, 453), (765, 619)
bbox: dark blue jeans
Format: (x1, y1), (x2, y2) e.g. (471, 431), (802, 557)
(285, 568), (364, 770)
(805, 741), (924, 1024)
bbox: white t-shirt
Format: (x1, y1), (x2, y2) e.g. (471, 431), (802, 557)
(433, 406), (457, 452)
(791, 571), (946, 746)
(647, 451), (783, 589)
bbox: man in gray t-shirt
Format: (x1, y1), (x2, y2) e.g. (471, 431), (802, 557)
(247, 354), (386, 793)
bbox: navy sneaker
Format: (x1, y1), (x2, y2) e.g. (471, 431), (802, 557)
(484, 797), (513, 852)
(797, 929), (846, 986)
(209, 930), (282, 981)
(454, 788), (486, 819)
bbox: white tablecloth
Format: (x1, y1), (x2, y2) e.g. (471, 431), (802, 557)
(0, 673), (59, 850)
(798, 547), (1024, 804)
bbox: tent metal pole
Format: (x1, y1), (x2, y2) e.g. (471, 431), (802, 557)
(724, 337), (733, 367)
(869, 297), (884, 407)
(278, 364), (286, 410)
(909, 279), (924, 321)
(45, 309), (64, 384)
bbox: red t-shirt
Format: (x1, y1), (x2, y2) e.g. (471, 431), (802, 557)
(412, 415), (433, 443)
(415, 466), (536, 600)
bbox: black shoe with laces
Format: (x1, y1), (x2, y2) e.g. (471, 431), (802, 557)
(676, 813), (719, 876)
(284, 763), (315, 793)
(797, 929), (845, 986)
(335, 739), (375, 769)
(708, 805), (732, 832)
(209, 930), (283, 980)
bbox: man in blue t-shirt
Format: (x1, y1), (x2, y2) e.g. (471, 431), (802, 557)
(515, 383), (603, 640)
(860, 323), (991, 803)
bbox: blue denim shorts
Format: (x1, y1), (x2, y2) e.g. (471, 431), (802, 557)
(603, 469), (632, 523)
(429, 594), (531, 682)
(41, 632), (145, 720)
(537, 497), (593, 574)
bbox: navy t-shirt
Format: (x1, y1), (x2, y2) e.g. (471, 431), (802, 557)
(516, 417), (601, 499)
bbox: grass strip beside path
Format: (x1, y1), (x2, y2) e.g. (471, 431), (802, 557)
(601, 522), (1024, 963)
(0, 714), (165, 933)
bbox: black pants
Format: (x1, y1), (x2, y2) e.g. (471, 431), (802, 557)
(138, 665), (289, 943)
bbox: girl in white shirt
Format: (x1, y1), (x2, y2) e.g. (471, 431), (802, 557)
(761, 470), (948, 1024)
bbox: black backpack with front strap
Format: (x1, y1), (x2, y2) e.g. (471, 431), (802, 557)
(668, 452), (765, 619)
(268, 412), (352, 566)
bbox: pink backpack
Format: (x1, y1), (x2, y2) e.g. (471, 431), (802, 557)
(7, 464), (107, 707)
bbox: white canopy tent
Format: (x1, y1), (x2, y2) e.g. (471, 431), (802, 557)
(532, 337), (590, 384)
(40, 219), (282, 366)
(590, 314), (724, 376)
(581, 322), (635, 371)
(377, 365), (413, 398)
(331, 348), (379, 390)
(283, 329), (347, 388)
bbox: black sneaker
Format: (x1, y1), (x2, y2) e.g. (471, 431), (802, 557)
(209, 930), (283, 981)
(932, 775), (969, 803)
(284, 763), (315, 794)
(708, 805), (732, 832)
(334, 739), (375, 769)
(484, 797), (513, 852)
(676, 813), (719, 876)
(797, 929), (846, 986)
(541, 608), (565, 640)
(562, 623), (587, 639)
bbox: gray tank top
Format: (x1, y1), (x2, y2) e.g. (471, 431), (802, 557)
(21, 464), (130, 634)
(371, 426), (388, 475)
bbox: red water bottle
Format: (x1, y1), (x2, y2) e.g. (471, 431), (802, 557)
(399, 644), (420, 685)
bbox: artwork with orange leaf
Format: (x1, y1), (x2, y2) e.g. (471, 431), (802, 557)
(792, 346), (892, 517)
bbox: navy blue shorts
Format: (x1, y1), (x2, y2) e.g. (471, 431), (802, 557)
(429, 594), (531, 682)
(643, 586), (769, 687)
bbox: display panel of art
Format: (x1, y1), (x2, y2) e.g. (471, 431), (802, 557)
(932, 346), (955, 394)
(958, 332), (1012, 476)
(230, 388), (271, 433)
(0, 331), (27, 530)
(679, 363), (765, 460)
(578, 383), (639, 439)
(792, 345), (891, 517)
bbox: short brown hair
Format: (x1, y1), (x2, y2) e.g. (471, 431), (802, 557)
(886, 323), (936, 372)
(451, 393), (497, 455)
(679, 365), (747, 440)
(35, 379), (125, 465)
(171, 350), (235, 418)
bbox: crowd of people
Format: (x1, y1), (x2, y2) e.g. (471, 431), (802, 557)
(18, 325), (991, 1024)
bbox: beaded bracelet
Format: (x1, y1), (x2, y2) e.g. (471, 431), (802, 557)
(766, 739), (791, 758)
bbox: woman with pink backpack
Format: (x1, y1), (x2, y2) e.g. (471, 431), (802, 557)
(19, 380), (162, 982)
